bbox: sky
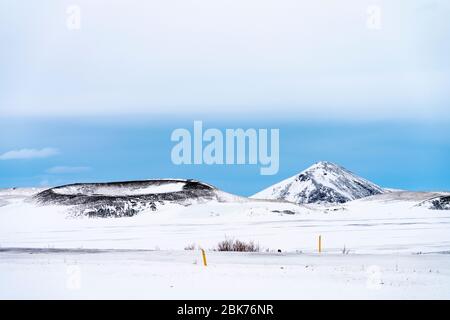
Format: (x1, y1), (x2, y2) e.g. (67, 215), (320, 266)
(1, 117), (449, 196)
(0, 0), (449, 195)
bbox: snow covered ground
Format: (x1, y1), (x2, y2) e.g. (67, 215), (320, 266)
(1, 187), (450, 299)
(1, 248), (449, 299)
(1, 188), (449, 254)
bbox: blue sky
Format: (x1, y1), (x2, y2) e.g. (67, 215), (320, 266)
(1, 117), (449, 196)
(0, 1), (449, 195)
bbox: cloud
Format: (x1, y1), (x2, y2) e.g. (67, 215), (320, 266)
(0, 148), (59, 160)
(46, 166), (91, 174)
(1, 1), (449, 120)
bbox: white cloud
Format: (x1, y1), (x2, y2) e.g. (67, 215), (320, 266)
(46, 166), (91, 174)
(0, 148), (59, 160)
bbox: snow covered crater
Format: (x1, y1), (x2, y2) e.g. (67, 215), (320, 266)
(33, 179), (220, 218)
(52, 180), (187, 196)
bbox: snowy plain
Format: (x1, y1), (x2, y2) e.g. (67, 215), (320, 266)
(1, 248), (449, 299)
(0, 187), (450, 299)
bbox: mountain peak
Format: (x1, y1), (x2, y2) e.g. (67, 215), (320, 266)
(309, 161), (342, 170)
(252, 161), (384, 204)
(313, 160), (335, 166)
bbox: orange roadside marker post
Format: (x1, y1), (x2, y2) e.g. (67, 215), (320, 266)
(201, 249), (207, 266)
(318, 235), (322, 253)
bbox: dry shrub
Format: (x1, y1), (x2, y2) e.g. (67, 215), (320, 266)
(216, 238), (259, 252)
(184, 243), (196, 250)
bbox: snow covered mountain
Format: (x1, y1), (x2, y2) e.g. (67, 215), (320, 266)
(251, 161), (385, 204)
(417, 195), (450, 210)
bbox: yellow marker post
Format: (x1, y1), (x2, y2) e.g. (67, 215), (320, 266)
(318, 235), (322, 253)
(201, 249), (208, 266)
